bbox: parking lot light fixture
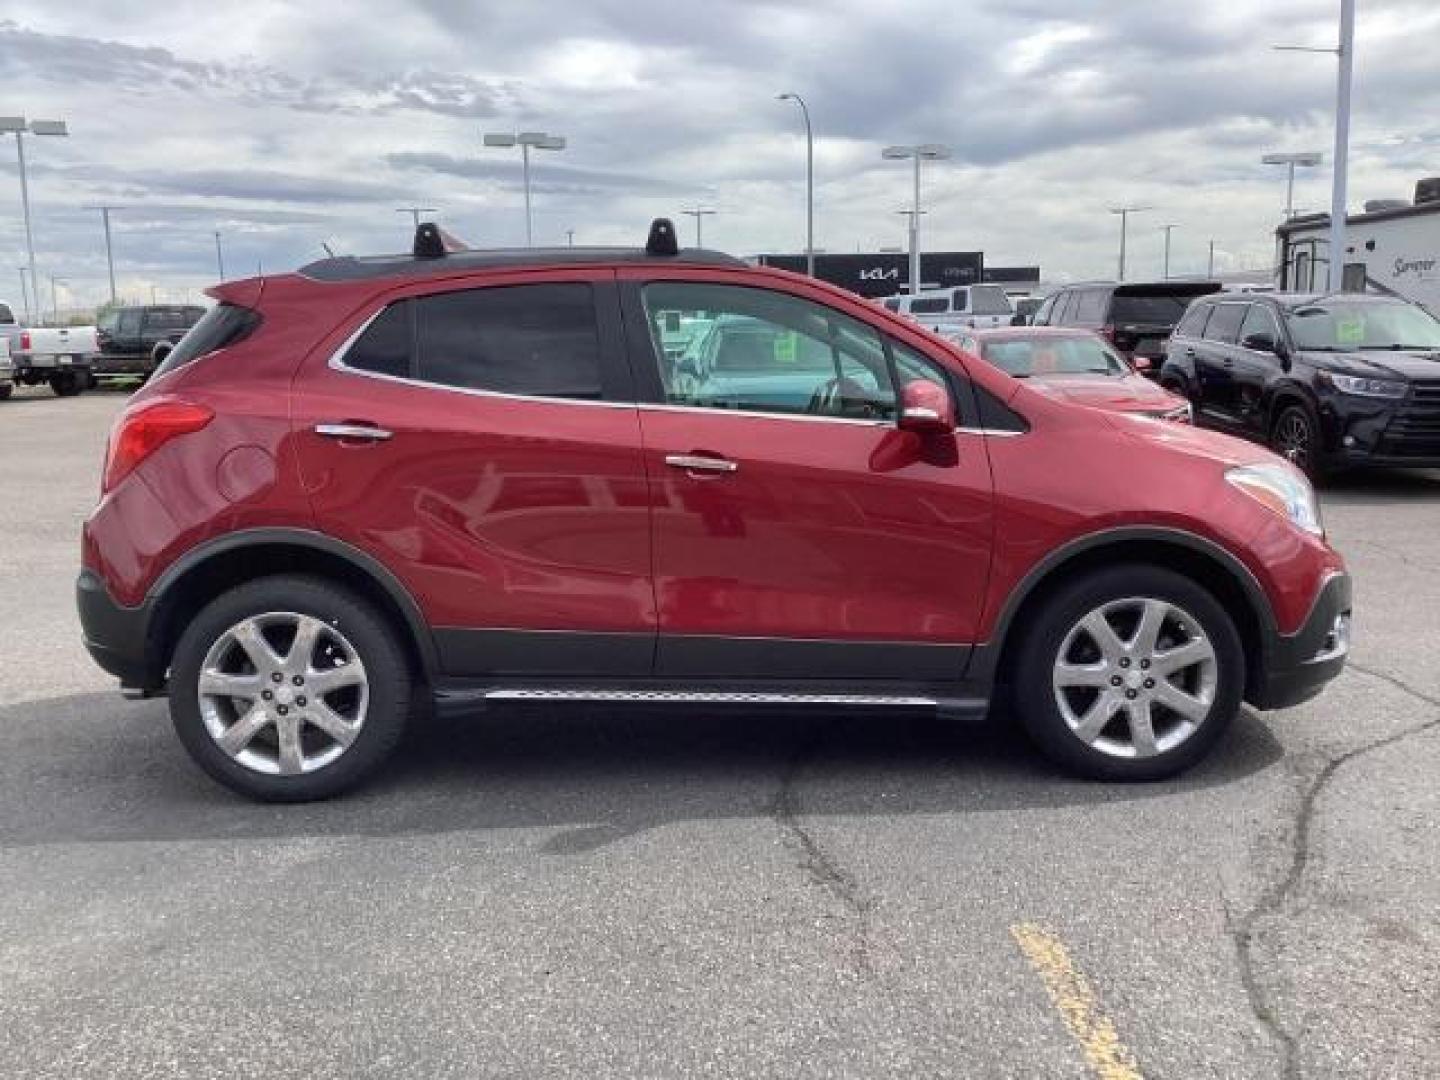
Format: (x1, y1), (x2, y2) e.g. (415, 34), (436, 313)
(1262, 152), (1324, 219)
(1, 116), (68, 326)
(681, 208), (717, 247)
(396, 206), (438, 231)
(1109, 205), (1153, 281)
(777, 93), (815, 277)
(483, 131), (567, 247)
(882, 143), (950, 295)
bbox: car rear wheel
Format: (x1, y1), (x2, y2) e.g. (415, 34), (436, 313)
(1271, 404), (1324, 477)
(169, 575), (412, 801)
(1013, 565), (1244, 781)
(49, 371), (83, 397)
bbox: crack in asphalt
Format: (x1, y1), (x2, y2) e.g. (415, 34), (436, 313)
(770, 718), (876, 977)
(1230, 661), (1440, 1080)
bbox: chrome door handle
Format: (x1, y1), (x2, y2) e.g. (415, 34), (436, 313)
(665, 453), (737, 473)
(314, 422), (393, 441)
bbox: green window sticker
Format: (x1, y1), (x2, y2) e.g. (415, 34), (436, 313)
(773, 332), (797, 364)
(1335, 316), (1365, 345)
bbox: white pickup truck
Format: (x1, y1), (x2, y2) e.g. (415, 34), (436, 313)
(0, 300), (98, 396)
(881, 284), (1016, 339)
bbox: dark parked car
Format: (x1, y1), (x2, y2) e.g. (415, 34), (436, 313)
(78, 220), (1348, 801)
(1033, 281), (1223, 374)
(1159, 292), (1440, 474)
(95, 304), (206, 379)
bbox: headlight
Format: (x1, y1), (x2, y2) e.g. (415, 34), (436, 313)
(1318, 371), (1408, 398)
(1226, 463), (1323, 537)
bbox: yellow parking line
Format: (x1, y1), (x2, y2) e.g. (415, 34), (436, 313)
(1011, 922), (1144, 1080)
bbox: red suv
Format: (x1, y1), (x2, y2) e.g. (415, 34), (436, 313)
(78, 220), (1351, 801)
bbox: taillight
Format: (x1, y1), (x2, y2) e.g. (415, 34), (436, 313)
(19, 331), (30, 352)
(103, 400), (214, 492)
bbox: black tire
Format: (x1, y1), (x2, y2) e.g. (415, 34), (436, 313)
(49, 371), (83, 397)
(169, 575), (412, 802)
(1271, 402), (1326, 479)
(1012, 564), (1245, 782)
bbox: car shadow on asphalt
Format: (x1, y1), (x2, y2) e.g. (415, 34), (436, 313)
(0, 692), (1283, 849)
(1318, 467), (1440, 505)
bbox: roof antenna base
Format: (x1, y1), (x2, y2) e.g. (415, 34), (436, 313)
(646, 218), (680, 256)
(413, 222), (446, 259)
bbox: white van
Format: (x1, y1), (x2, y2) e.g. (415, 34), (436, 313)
(882, 284), (1015, 335)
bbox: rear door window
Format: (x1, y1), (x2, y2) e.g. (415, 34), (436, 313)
(344, 302), (412, 379)
(414, 283), (602, 400)
(1203, 303), (1248, 344)
(1110, 292), (1197, 326)
(1175, 302), (1211, 338)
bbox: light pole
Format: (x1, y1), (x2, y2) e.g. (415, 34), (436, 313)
(1109, 205), (1153, 281)
(777, 92), (815, 277)
(482, 131), (566, 247)
(881, 143), (950, 295)
(1160, 224), (1177, 279)
(1274, 0), (1355, 291)
(681, 208), (717, 246)
(84, 205), (120, 304)
(17, 267), (30, 323)
(1, 116), (68, 324)
(49, 275), (66, 325)
(396, 206), (437, 231)
(1261, 152), (1324, 220)
(1208, 239), (1217, 277)
(565, 229), (575, 247)
(214, 230), (226, 281)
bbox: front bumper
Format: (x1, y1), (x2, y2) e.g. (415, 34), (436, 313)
(1249, 571), (1351, 710)
(77, 568), (162, 691)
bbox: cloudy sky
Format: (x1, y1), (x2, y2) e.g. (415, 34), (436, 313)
(1, 0), (1437, 312)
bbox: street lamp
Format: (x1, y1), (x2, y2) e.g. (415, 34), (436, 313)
(681, 208), (717, 247)
(83, 205), (121, 304)
(1109, 205), (1153, 281)
(1160, 223), (1178, 279)
(1261, 152), (1324, 220)
(1274, 0), (1355, 291)
(214, 230), (226, 281)
(881, 143), (950, 295)
(777, 92), (815, 277)
(396, 206), (437, 231)
(482, 130), (566, 247)
(0, 115), (68, 324)
(17, 268), (30, 323)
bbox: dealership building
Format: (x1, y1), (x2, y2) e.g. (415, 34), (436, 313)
(753, 251), (1041, 299)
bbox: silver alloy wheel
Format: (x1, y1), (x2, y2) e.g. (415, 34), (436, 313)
(1051, 596), (1218, 760)
(197, 611), (368, 776)
(1274, 410), (1312, 468)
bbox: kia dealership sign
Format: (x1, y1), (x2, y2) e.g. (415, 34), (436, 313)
(756, 251), (984, 298)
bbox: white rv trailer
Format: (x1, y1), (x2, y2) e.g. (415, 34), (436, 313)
(1276, 177), (1440, 314)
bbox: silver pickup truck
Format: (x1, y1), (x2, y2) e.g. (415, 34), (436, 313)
(0, 300), (98, 396)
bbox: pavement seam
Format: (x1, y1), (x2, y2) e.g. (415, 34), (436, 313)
(770, 718), (875, 977)
(1230, 661), (1440, 1080)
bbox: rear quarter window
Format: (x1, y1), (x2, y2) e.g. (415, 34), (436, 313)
(151, 302), (261, 379)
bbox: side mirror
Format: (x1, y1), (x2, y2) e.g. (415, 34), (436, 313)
(897, 379), (955, 435)
(1241, 332), (1280, 355)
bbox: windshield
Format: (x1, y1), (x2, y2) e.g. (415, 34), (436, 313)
(1286, 300), (1440, 351)
(982, 335), (1129, 378)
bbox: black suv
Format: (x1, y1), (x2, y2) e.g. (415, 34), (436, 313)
(95, 304), (206, 379)
(1033, 281), (1221, 374)
(1159, 292), (1440, 473)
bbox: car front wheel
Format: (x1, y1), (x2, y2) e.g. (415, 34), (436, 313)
(1271, 404), (1324, 477)
(1014, 565), (1244, 781)
(169, 575), (412, 801)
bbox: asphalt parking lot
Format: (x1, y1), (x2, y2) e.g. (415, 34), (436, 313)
(1, 386), (1437, 1079)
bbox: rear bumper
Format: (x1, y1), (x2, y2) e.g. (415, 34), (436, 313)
(77, 569), (162, 690)
(1249, 571), (1351, 710)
